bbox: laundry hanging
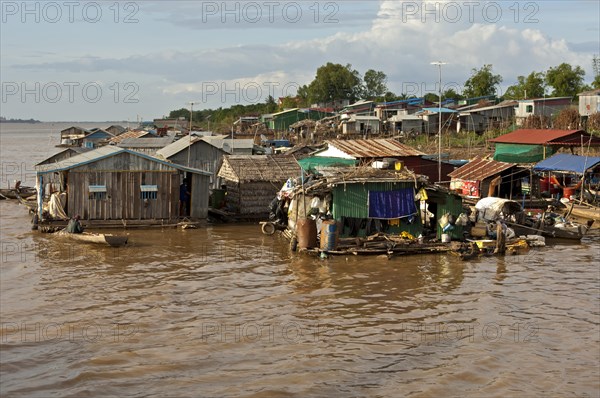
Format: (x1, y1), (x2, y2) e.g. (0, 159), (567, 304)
(368, 189), (417, 219)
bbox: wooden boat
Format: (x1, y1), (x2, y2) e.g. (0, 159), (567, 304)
(475, 197), (593, 241)
(56, 230), (129, 247)
(507, 218), (593, 240)
(0, 186), (36, 199)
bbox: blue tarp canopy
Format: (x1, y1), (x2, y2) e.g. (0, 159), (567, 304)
(533, 153), (600, 174)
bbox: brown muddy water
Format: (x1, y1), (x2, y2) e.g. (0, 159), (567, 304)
(1, 124), (599, 397)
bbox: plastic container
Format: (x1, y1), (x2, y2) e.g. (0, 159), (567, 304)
(320, 220), (340, 251)
(441, 233), (451, 243)
(297, 218), (317, 249)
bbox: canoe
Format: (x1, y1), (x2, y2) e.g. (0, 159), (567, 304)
(0, 187), (36, 199)
(56, 230), (129, 247)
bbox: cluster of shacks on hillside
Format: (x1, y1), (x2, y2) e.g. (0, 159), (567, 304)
(32, 90), (600, 242)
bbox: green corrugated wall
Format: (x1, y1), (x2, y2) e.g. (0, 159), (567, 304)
(435, 193), (464, 239)
(331, 182), (422, 238)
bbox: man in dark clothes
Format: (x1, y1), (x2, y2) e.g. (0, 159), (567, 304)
(179, 179), (191, 216)
(66, 215), (83, 233)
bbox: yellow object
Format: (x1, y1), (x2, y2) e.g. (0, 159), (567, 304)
(418, 188), (428, 201)
(399, 231), (415, 240)
(395, 161), (403, 171)
(389, 218), (400, 226)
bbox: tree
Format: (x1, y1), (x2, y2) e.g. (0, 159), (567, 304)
(545, 63), (586, 97)
(307, 62), (362, 105)
(264, 95), (277, 113)
(363, 69), (388, 100)
(463, 64), (503, 98)
(504, 71), (546, 99)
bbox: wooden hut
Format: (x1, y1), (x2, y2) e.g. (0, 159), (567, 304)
(156, 136), (227, 190)
(448, 156), (522, 200)
(217, 155), (301, 216)
(35, 146), (211, 224)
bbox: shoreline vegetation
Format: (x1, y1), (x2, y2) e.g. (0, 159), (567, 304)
(0, 117), (41, 123)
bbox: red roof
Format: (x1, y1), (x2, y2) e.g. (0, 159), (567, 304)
(448, 156), (515, 181)
(489, 129), (586, 145)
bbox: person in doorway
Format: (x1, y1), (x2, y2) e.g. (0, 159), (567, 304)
(66, 215), (83, 234)
(179, 178), (191, 217)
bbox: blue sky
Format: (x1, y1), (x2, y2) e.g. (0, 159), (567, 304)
(1, 0), (599, 121)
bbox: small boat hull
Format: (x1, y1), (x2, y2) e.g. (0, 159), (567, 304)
(56, 230), (128, 247)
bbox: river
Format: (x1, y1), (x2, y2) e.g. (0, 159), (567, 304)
(1, 123), (599, 397)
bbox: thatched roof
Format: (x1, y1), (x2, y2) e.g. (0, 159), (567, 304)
(218, 155), (301, 183)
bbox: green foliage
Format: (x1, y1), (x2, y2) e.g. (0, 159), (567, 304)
(307, 62), (362, 105)
(463, 64), (503, 98)
(504, 71), (546, 99)
(442, 88), (463, 101)
(593, 75), (600, 90)
(264, 95), (278, 114)
(363, 69), (388, 100)
(545, 63), (586, 97)
(278, 96), (299, 110)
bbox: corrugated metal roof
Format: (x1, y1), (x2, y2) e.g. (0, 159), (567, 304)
(117, 137), (174, 148)
(156, 136), (204, 159)
(448, 156), (515, 181)
(533, 153), (600, 174)
(201, 137), (255, 153)
(108, 130), (152, 144)
(35, 146), (210, 175)
(325, 139), (425, 158)
(490, 129), (585, 145)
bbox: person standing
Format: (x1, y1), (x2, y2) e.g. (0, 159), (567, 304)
(179, 179), (191, 216)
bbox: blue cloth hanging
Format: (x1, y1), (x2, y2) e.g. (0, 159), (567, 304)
(368, 189), (417, 219)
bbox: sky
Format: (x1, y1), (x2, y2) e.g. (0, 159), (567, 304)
(1, 0), (599, 121)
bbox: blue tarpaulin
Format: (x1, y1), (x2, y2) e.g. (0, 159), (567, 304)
(368, 189), (416, 219)
(533, 153), (600, 174)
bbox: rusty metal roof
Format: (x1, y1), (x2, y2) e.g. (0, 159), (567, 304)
(326, 138), (425, 158)
(489, 129), (585, 145)
(448, 156), (515, 181)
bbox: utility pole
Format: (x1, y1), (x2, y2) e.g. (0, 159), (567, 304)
(431, 61), (447, 183)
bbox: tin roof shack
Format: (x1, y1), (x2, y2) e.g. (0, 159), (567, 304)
(37, 147), (93, 166)
(312, 138), (454, 183)
(386, 113), (423, 137)
(490, 129), (600, 163)
(416, 107), (457, 135)
(59, 126), (92, 147)
(106, 125), (127, 135)
(457, 101), (517, 133)
(217, 155), (301, 217)
(117, 137), (175, 155)
(108, 130), (154, 145)
(201, 137), (255, 155)
(270, 108), (335, 132)
(157, 136), (227, 190)
(515, 97), (572, 126)
(82, 129), (115, 149)
(340, 115), (381, 137)
(35, 146), (211, 225)
(578, 89), (600, 117)
(448, 156), (523, 200)
(287, 167), (428, 242)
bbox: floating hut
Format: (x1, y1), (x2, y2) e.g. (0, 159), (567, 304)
(35, 146), (211, 226)
(217, 155), (302, 217)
